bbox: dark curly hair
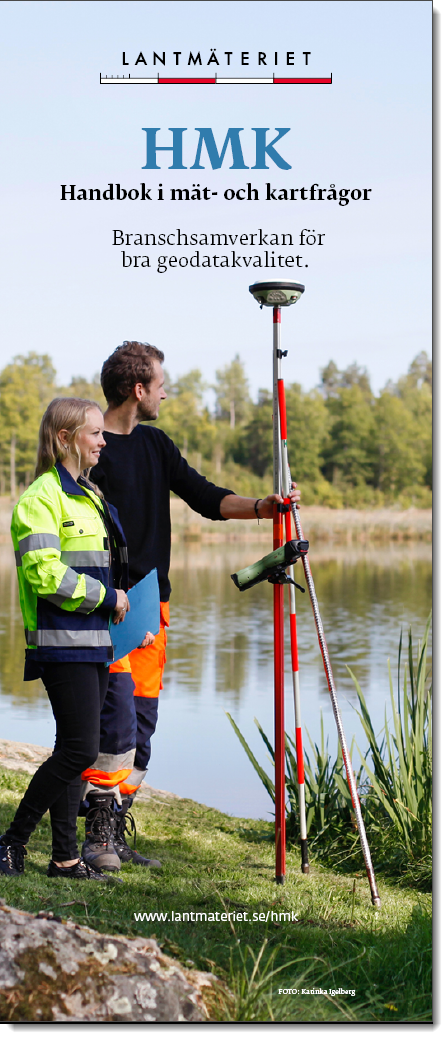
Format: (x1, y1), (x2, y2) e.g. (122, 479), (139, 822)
(101, 341), (165, 406)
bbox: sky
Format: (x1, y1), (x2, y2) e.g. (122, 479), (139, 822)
(0, 0), (432, 398)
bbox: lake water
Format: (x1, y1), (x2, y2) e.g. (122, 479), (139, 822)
(0, 541), (432, 820)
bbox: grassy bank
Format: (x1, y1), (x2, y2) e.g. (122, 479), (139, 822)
(0, 767), (431, 1023)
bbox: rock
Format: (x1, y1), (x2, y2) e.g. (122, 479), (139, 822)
(0, 900), (215, 1022)
(0, 740), (52, 776)
(0, 740), (180, 801)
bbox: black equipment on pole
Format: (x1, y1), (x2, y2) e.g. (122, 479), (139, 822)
(231, 540), (309, 592)
(249, 281), (305, 307)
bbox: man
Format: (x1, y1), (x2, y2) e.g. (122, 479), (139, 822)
(81, 341), (300, 870)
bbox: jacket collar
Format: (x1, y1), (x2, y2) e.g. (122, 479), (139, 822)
(55, 461), (88, 498)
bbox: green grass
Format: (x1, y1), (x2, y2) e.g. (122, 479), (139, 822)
(0, 767), (431, 1023)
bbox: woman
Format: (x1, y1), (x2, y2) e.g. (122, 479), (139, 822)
(0, 398), (130, 879)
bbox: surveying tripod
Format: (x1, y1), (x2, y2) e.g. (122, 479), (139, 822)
(233, 281), (380, 907)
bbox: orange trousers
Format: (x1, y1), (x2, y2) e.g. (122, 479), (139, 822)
(81, 603), (169, 797)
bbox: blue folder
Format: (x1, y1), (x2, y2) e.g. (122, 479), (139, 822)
(109, 568), (160, 662)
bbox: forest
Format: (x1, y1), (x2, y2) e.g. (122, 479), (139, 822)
(0, 350), (432, 508)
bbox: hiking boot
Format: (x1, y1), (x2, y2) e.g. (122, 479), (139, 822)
(81, 792), (121, 872)
(47, 858), (111, 881)
(113, 796), (162, 868)
(0, 836), (26, 876)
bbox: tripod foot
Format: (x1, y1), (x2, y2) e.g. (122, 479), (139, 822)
(275, 874), (285, 885)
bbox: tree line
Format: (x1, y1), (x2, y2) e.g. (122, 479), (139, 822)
(0, 351), (431, 508)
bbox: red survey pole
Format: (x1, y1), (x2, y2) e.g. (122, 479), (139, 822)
(278, 377), (309, 874)
(272, 306), (286, 883)
(248, 279), (380, 906)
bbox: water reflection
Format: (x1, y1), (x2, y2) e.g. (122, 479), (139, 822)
(0, 541), (432, 818)
(166, 542), (432, 709)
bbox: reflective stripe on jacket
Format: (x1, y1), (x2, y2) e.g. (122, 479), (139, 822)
(11, 461), (128, 663)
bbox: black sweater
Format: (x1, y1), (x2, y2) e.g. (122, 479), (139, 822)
(90, 424), (234, 599)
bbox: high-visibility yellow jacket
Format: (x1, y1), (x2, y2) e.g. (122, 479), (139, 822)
(11, 461), (128, 665)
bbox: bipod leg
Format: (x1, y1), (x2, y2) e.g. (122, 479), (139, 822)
(288, 482), (381, 907)
(285, 508), (309, 873)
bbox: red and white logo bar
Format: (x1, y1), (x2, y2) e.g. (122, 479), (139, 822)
(100, 74), (332, 86)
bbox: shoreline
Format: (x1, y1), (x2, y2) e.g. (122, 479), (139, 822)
(0, 739), (180, 802)
(0, 496), (432, 546)
(169, 498), (432, 544)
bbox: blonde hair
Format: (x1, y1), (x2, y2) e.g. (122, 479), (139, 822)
(35, 397), (103, 479)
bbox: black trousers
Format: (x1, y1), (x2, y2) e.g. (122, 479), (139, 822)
(4, 662), (109, 860)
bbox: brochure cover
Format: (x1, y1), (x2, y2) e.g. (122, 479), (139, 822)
(0, 0), (432, 1026)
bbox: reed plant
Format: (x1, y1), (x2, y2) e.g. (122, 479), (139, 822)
(227, 712), (361, 861)
(227, 712), (357, 847)
(227, 617), (432, 888)
(348, 614), (432, 883)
